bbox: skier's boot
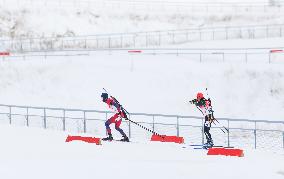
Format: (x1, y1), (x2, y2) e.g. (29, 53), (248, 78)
(206, 139), (214, 148)
(102, 133), (113, 141)
(120, 135), (129, 142)
(209, 140), (214, 147)
(203, 142), (210, 149)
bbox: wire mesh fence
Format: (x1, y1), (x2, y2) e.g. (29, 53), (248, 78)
(0, 104), (283, 150)
(1, 24), (284, 52)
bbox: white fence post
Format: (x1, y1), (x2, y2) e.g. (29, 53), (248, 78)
(43, 108), (47, 129)
(227, 120), (230, 147)
(63, 109), (66, 131)
(177, 116), (179, 137)
(26, 107), (29, 127)
(254, 121), (257, 149)
(83, 111), (86, 133)
(152, 115), (155, 133)
(283, 132), (284, 149)
(9, 106), (12, 124)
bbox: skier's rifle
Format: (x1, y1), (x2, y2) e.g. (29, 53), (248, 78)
(193, 105), (225, 133)
(102, 88), (164, 138)
(205, 88), (229, 133)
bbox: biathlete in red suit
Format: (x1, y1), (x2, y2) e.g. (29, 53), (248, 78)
(101, 93), (129, 142)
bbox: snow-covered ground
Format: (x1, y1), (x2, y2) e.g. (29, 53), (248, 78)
(0, 124), (283, 179)
(0, 0), (284, 179)
(1, 38), (284, 120)
(0, 0), (284, 38)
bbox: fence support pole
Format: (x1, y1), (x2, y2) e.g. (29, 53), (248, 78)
(254, 121), (257, 149)
(146, 33), (148, 47)
(9, 106), (12, 124)
(152, 115), (155, 133)
(108, 37), (111, 48)
(120, 35), (123, 48)
(63, 109), (66, 131)
(227, 120), (230, 147)
(283, 132), (284, 149)
(159, 32), (161, 46)
(83, 111), (86, 133)
(226, 27), (228, 40)
(177, 116), (179, 137)
(133, 35), (136, 48)
(43, 108), (47, 129)
(26, 107), (29, 127)
(128, 115), (131, 138)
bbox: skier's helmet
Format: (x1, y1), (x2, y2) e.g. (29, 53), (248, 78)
(101, 93), (108, 102)
(196, 92), (204, 101)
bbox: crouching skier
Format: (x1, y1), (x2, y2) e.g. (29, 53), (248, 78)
(101, 93), (129, 142)
(190, 92), (214, 148)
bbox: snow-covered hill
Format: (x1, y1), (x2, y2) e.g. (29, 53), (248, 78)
(0, 0), (284, 38)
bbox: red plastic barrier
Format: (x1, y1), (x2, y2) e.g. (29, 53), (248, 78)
(207, 147), (244, 157)
(0, 52), (10, 56)
(270, 49), (283, 53)
(128, 50), (142, 53)
(65, 135), (101, 145)
(151, 134), (184, 144)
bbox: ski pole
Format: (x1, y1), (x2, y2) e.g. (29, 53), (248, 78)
(211, 120), (226, 133)
(125, 117), (164, 138)
(195, 105), (227, 133)
(212, 116), (229, 132)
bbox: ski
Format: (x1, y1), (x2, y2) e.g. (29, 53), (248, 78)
(101, 138), (130, 142)
(186, 144), (224, 150)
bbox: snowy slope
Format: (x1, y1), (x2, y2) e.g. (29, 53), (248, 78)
(0, 1), (283, 179)
(0, 0), (284, 38)
(0, 124), (283, 179)
(0, 38), (284, 121)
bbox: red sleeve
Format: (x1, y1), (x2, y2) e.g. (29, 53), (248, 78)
(106, 98), (113, 108)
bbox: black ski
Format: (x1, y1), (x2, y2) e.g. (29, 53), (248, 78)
(101, 138), (130, 142)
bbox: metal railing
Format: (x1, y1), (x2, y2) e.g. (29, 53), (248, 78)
(1, 24), (284, 52)
(1, 0), (284, 13)
(0, 104), (283, 150)
(2, 47), (284, 64)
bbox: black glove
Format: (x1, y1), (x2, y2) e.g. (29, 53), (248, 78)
(189, 99), (195, 104)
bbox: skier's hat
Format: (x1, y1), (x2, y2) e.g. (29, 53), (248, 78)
(101, 93), (108, 102)
(196, 92), (204, 100)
